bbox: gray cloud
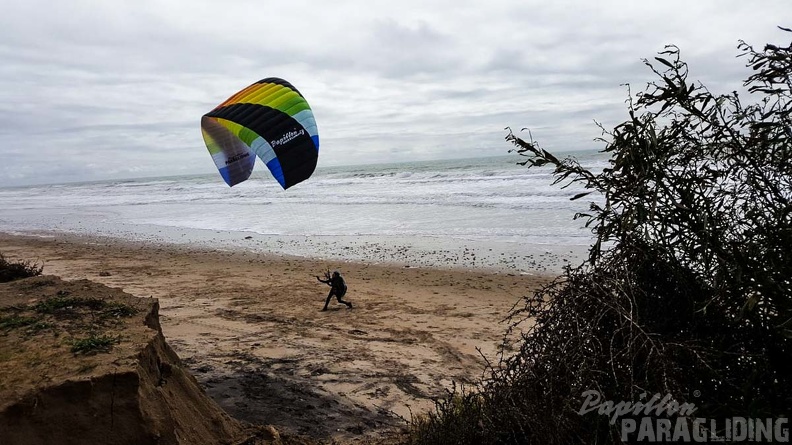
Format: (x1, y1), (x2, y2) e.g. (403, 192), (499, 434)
(0, 0), (789, 186)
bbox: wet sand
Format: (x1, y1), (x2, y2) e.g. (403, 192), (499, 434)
(0, 232), (552, 442)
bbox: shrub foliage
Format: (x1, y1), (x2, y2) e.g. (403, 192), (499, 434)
(407, 29), (791, 444)
(0, 252), (43, 283)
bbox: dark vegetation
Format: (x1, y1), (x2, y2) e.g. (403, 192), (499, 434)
(70, 334), (121, 355)
(407, 29), (791, 444)
(0, 252), (42, 283)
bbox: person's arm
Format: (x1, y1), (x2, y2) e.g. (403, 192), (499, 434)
(316, 276), (330, 284)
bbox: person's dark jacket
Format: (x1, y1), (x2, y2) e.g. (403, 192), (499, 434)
(318, 274), (346, 295)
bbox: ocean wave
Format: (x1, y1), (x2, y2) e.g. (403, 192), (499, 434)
(0, 155), (606, 248)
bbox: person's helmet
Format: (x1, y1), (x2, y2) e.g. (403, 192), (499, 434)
(333, 270), (340, 276)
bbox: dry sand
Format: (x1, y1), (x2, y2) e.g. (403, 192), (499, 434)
(0, 232), (551, 442)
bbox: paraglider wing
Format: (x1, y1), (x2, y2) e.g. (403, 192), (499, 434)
(201, 78), (319, 189)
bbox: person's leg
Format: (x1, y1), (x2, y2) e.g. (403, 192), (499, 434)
(336, 292), (352, 308)
(323, 290), (334, 311)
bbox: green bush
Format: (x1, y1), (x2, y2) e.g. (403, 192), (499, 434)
(407, 28), (792, 444)
(34, 296), (137, 319)
(0, 314), (38, 330)
(34, 296), (106, 313)
(70, 334), (120, 355)
(407, 385), (486, 444)
(0, 252), (43, 283)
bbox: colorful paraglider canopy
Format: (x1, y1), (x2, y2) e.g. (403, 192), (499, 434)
(201, 78), (319, 189)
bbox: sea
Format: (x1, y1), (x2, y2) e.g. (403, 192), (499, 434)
(0, 152), (607, 274)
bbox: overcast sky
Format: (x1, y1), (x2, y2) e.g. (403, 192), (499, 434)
(0, 0), (789, 186)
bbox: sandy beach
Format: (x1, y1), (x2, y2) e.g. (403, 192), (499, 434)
(0, 232), (551, 442)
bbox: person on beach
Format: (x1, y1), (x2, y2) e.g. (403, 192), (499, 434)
(316, 270), (352, 311)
